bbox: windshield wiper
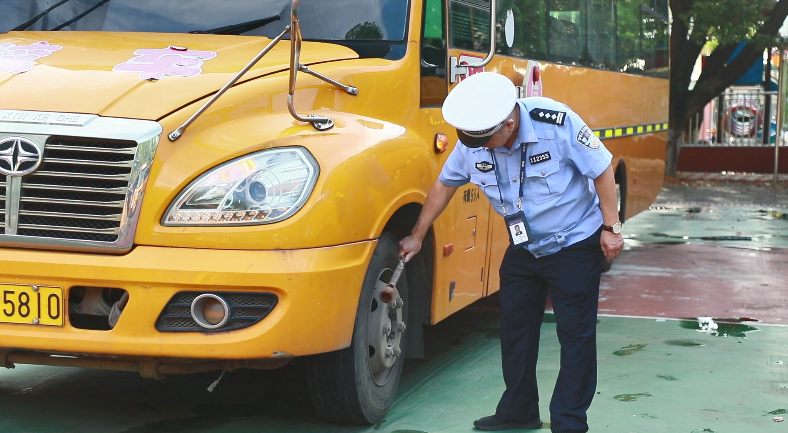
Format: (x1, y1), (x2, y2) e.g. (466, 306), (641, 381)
(50, 0), (111, 31)
(190, 15), (281, 35)
(11, 0), (73, 31)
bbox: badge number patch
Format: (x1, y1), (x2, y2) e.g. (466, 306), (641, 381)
(576, 126), (599, 150)
(529, 151), (551, 165)
(475, 161), (494, 173)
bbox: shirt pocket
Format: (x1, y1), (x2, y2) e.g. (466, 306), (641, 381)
(469, 171), (500, 205)
(526, 159), (564, 204)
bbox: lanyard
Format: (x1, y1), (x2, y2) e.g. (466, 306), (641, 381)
(489, 143), (527, 216)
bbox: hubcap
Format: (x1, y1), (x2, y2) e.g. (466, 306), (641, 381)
(367, 267), (405, 386)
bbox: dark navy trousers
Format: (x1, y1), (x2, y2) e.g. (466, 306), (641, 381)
(494, 229), (604, 433)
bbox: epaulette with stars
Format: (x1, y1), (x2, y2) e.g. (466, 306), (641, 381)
(529, 108), (567, 126)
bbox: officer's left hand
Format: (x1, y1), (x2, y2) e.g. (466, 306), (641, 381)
(600, 231), (624, 260)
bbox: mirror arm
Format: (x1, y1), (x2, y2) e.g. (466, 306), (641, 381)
(170, 0), (359, 140)
(287, 0), (356, 131)
(168, 26), (291, 142)
(462, 0), (497, 68)
(298, 64), (358, 95)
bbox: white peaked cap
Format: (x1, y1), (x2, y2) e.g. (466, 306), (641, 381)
(442, 72), (517, 133)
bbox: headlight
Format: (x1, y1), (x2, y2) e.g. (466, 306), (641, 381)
(163, 147), (319, 226)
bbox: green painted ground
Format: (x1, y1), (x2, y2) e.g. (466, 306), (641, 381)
(1, 310), (785, 433)
(623, 206), (788, 250)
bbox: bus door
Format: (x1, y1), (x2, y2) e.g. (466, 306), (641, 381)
(442, 0), (507, 299)
(421, 0), (491, 317)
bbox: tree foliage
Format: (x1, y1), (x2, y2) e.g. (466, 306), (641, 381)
(667, 0), (788, 177)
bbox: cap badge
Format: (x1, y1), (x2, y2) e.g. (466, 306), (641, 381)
(529, 108), (566, 126)
(475, 161), (494, 173)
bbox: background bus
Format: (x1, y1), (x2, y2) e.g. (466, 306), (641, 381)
(420, 0), (668, 314)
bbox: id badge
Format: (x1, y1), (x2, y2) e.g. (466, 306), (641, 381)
(504, 211), (532, 248)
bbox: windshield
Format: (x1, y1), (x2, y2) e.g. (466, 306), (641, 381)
(0, 0), (410, 41)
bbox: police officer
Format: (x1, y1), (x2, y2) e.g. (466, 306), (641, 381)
(399, 72), (624, 433)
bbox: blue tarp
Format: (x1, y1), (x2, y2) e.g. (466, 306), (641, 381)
(728, 41), (765, 86)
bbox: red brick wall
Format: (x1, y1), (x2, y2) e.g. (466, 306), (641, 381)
(677, 147), (788, 173)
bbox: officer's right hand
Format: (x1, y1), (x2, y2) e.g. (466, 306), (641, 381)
(398, 235), (422, 263)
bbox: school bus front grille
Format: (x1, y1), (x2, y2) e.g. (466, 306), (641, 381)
(0, 112), (161, 253)
(16, 138), (138, 244)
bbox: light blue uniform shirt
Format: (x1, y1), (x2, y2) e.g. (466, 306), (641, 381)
(438, 97), (613, 258)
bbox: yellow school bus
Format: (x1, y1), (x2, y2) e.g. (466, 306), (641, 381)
(0, 0), (667, 424)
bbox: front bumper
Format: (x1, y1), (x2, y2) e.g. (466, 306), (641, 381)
(0, 241), (375, 359)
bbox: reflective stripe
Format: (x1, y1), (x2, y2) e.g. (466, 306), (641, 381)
(592, 122), (669, 140)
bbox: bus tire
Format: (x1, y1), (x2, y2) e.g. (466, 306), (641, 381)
(304, 232), (409, 424)
(603, 164), (627, 273)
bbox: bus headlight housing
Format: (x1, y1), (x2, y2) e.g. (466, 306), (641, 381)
(163, 147), (319, 226)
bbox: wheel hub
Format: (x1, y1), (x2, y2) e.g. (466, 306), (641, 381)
(367, 269), (405, 386)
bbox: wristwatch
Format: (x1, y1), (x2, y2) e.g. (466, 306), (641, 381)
(602, 222), (622, 234)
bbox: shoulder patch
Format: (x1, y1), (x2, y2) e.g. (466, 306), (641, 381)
(475, 161), (494, 173)
(576, 126), (600, 150)
(529, 108), (566, 126)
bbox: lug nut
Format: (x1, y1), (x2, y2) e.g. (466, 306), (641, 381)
(398, 322), (407, 332)
(384, 323), (392, 335)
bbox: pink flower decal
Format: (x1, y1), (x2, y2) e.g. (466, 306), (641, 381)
(113, 47), (218, 80)
(0, 41), (63, 74)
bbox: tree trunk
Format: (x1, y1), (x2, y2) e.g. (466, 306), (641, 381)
(666, 111), (687, 178)
(666, 1), (697, 180)
(666, 130), (682, 178)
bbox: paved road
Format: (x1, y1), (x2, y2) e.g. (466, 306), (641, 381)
(1, 182), (787, 433)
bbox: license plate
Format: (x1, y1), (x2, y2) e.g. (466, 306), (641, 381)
(0, 284), (64, 327)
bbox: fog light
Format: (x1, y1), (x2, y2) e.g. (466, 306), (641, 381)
(191, 294), (230, 329)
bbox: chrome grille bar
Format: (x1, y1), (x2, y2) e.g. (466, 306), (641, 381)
(29, 171), (131, 181)
(20, 196), (125, 207)
(40, 158), (135, 168)
(19, 210), (122, 221)
(45, 144), (137, 154)
(17, 224), (120, 234)
(21, 184), (128, 194)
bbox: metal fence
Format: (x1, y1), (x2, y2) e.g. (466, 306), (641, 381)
(685, 87), (785, 147)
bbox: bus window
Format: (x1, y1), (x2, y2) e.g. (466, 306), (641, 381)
(641, 2), (669, 78)
(547, 0), (586, 65)
(616, 0), (668, 76)
(496, 0), (548, 60)
(449, 0), (491, 52)
(587, 0), (616, 70)
(421, 0), (448, 106)
(616, 0), (644, 74)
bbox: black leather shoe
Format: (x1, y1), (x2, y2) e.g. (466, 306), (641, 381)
(473, 415), (543, 431)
